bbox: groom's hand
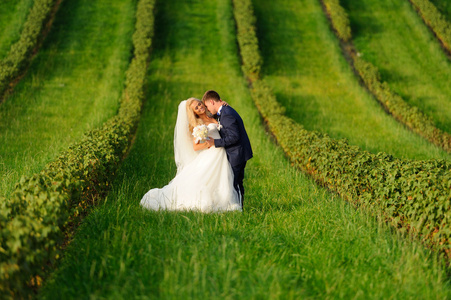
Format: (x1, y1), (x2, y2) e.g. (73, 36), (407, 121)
(206, 138), (215, 148)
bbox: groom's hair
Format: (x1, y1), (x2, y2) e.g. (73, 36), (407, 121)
(202, 90), (221, 103)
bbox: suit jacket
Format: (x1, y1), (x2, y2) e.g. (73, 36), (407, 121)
(214, 105), (253, 167)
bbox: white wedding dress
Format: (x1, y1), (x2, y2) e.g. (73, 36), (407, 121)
(140, 103), (241, 212)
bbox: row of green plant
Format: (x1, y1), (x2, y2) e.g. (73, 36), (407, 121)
(0, 0), (34, 59)
(351, 55), (451, 150)
(36, 0), (451, 297)
(0, 0), (155, 297)
(0, 0), (136, 200)
(430, 0), (451, 16)
(409, 0), (451, 55)
(232, 0), (451, 254)
(0, 0), (59, 101)
(321, 0), (451, 153)
(232, 0), (262, 81)
(321, 0), (351, 42)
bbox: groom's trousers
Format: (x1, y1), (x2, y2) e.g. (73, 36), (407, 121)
(232, 162), (247, 209)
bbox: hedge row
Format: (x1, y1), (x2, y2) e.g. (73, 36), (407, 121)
(321, 0), (451, 153)
(232, 0), (451, 255)
(321, 0), (351, 42)
(352, 56), (451, 151)
(409, 0), (451, 55)
(232, 0), (262, 82)
(0, 0), (59, 101)
(0, 0), (156, 296)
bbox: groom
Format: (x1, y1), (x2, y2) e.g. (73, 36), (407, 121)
(203, 90), (253, 209)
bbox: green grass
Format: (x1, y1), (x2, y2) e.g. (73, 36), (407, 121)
(253, 0), (449, 161)
(342, 0), (451, 134)
(39, 0), (451, 298)
(0, 0), (135, 198)
(0, 0), (34, 59)
(430, 0), (451, 18)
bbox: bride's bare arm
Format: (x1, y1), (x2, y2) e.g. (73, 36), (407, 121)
(192, 138), (209, 151)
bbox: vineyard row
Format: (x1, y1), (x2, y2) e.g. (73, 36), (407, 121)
(321, 0), (451, 153)
(232, 0), (451, 256)
(0, 0), (59, 101)
(409, 0), (451, 56)
(0, 0), (156, 296)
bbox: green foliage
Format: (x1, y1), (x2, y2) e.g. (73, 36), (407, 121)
(0, 0), (156, 296)
(0, 0), (58, 100)
(39, 0), (451, 296)
(232, 0), (262, 81)
(322, 0), (352, 42)
(409, 0), (451, 54)
(253, 0), (447, 160)
(0, 0), (34, 59)
(321, 0), (451, 153)
(268, 115), (451, 249)
(250, 80), (285, 117)
(233, 0), (451, 256)
(260, 90), (451, 247)
(352, 56), (451, 152)
(0, 0), (135, 199)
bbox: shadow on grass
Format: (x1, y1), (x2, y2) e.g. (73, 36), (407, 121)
(253, 4), (306, 77)
(340, 0), (383, 38)
(272, 90), (321, 131)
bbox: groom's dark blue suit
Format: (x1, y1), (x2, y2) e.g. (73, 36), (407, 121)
(214, 106), (252, 208)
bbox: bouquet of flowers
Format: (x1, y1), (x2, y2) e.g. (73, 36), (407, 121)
(192, 124), (209, 143)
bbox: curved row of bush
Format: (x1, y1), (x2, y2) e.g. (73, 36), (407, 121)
(321, 0), (351, 42)
(321, 0), (451, 153)
(0, 0), (60, 101)
(232, 0), (451, 255)
(232, 0), (262, 82)
(351, 55), (451, 151)
(409, 0), (451, 55)
(0, 0), (155, 296)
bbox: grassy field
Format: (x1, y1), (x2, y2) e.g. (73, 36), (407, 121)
(0, 0), (135, 198)
(0, 0), (34, 59)
(253, 0), (449, 161)
(39, 0), (451, 298)
(342, 0), (451, 134)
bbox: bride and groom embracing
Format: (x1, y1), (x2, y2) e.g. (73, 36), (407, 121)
(140, 90), (253, 212)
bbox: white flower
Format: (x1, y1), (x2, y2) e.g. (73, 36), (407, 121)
(192, 124), (209, 143)
(217, 122), (222, 131)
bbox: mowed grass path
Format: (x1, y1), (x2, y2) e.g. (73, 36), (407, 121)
(0, 0), (135, 197)
(40, 0), (451, 298)
(254, 0), (449, 161)
(342, 0), (451, 134)
(0, 0), (33, 59)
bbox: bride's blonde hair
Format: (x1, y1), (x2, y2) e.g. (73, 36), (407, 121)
(186, 97), (204, 133)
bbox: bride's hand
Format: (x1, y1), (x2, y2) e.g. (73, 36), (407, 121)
(221, 101), (229, 107)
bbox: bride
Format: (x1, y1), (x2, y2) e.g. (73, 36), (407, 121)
(140, 98), (242, 212)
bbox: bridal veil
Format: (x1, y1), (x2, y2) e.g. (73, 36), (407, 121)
(174, 100), (198, 174)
